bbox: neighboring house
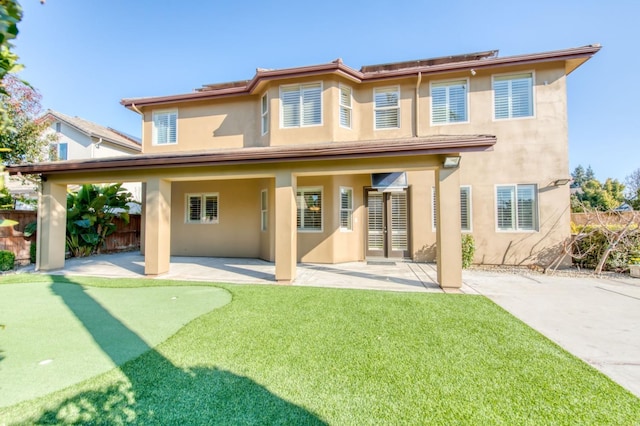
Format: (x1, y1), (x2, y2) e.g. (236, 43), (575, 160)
(8, 44), (600, 288)
(5, 110), (142, 208)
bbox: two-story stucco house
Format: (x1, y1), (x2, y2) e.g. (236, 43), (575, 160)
(7, 44), (600, 288)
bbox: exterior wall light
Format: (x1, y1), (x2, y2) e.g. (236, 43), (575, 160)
(553, 178), (571, 186)
(443, 156), (461, 168)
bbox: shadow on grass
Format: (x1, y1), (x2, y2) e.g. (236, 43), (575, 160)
(27, 281), (325, 424)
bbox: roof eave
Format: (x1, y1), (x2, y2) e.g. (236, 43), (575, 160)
(7, 136), (496, 175)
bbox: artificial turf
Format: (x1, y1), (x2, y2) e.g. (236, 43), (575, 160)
(1, 274), (638, 424)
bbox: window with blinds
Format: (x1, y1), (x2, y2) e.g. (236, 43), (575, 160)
(367, 192), (384, 250)
(496, 184), (537, 231)
(431, 186), (472, 231)
(339, 85), (352, 129)
(340, 187), (353, 231)
(261, 94), (269, 135)
(431, 80), (468, 124)
(261, 189), (268, 231)
(296, 187), (322, 231)
(186, 193), (219, 224)
(281, 83), (322, 128)
(493, 73), (533, 119)
(374, 86), (400, 129)
(391, 192), (408, 251)
(153, 110), (177, 145)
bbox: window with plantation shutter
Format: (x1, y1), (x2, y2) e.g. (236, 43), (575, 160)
(431, 80), (468, 124)
(153, 110), (177, 145)
(339, 85), (352, 129)
(296, 187), (322, 231)
(432, 186), (472, 231)
(261, 94), (269, 135)
(391, 192), (408, 250)
(496, 184), (537, 231)
(493, 73), (533, 119)
(340, 187), (353, 231)
(186, 193), (219, 224)
(460, 186), (471, 231)
(374, 86), (400, 129)
(280, 83), (322, 127)
(260, 189), (268, 231)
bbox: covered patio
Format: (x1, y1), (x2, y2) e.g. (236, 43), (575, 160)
(7, 136), (496, 289)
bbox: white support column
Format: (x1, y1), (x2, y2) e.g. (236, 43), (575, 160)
(37, 181), (67, 271)
(144, 178), (171, 276)
(435, 166), (462, 288)
(274, 171), (297, 283)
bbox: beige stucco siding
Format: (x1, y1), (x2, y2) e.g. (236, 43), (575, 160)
(170, 179), (262, 257)
(142, 97), (260, 154)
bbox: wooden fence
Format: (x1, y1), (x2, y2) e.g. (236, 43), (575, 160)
(0, 210), (141, 265)
(571, 212), (639, 226)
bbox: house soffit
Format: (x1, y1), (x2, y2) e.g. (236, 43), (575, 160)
(7, 135), (497, 176)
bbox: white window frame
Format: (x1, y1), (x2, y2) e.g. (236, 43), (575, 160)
(260, 189), (268, 232)
(339, 84), (352, 129)
(492, 71), (535, 121)
(495, 184), (538, 232)
(374, 86), (400, 130)
(49, 142), (68, 161)
(261, 93), (269, 135)
(296, 186), (323, 232)
(279, 82), (323, 128)
(152, 109), (178, 145)
(185, 193), (219, 224)
(431, 186), (472, 232)
(430, 78), (469, 125)
(339, 186), (353, 232)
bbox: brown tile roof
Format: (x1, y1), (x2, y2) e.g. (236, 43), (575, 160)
(7, 135), (496, 175)
(43, 110), (141, 152)
(121, 44), (600, 109)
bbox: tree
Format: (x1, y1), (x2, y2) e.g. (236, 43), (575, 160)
(575, 178), (626, 211)
(66, 183), (133, 257)
(625, 168), (640, 210)
(0, 74), (53, 165)
(0, 0), (24, 132)
(571, 165), (586, 188)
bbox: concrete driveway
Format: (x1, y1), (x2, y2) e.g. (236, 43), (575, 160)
(463, 270), (640, 398)
(16, 252), (640, 398)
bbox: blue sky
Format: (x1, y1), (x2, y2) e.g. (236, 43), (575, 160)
(14, 0), (639, 182)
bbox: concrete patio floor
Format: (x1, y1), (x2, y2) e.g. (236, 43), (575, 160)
(12, 252), (640, 398)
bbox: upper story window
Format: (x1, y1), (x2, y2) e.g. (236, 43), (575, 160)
(186, 193), (219, 224)
(261, 94), (269, 135)
(496, 184), (538, 231)
(493, 73), (534, 120)
(49, 142), (68, 161)
(339, 84), (352, 129)
(152, 110), (177, 145)
(280, 82), (322, 128)
(374, 86), (400, 129)
(431, 79), (468, 124)
(55, 122), (61, 133)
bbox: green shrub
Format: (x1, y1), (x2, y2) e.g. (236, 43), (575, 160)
(30, 241), (36, 264)
(0, 250), (15, 271)
(573, 224), (640, 271)
(461, 234), (475, 269)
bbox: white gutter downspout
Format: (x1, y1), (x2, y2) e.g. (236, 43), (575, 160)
(415, 72), (422, 137)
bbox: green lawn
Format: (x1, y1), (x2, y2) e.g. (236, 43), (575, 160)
(1, 274), (639, 425)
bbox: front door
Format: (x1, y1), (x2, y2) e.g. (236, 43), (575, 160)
(365, 188), (409, 258)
